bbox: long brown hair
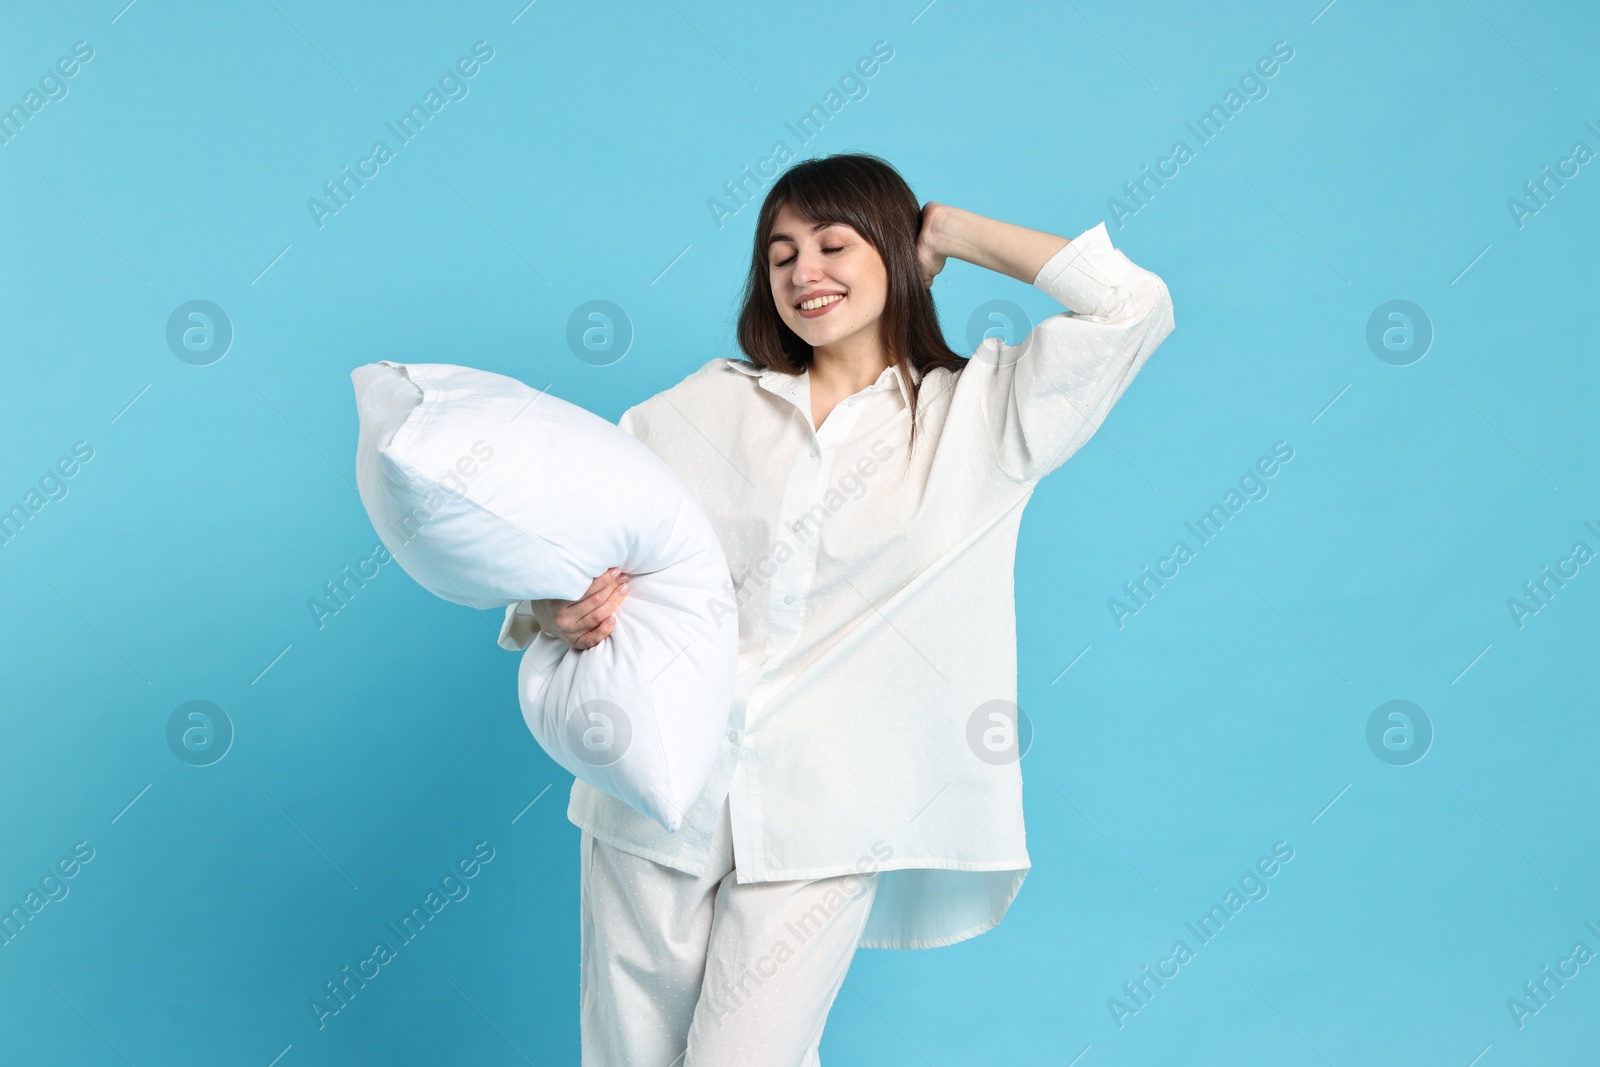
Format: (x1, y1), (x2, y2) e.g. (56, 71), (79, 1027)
(734, 153), (968, 461)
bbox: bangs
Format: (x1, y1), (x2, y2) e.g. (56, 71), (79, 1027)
(760, 164), (882, 251)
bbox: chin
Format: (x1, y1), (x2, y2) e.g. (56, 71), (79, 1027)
(795, 321), (856, 347)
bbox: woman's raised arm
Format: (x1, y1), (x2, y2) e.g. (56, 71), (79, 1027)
(919, 203), (1175, 485)
(916, 201), (1071, 288)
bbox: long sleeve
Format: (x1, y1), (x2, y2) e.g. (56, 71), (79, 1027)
(497, 599), (541, 651)
(978, 221), (1175, 485)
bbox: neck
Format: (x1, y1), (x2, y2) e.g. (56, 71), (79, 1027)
(809, 328), (890, 395)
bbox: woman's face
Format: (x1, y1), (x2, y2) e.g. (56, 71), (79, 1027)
(767, 201), (888, 356)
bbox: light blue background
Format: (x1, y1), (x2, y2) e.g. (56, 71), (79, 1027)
(2, 1), (1596, 1064)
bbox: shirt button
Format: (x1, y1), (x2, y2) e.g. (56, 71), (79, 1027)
(847, 398), (856, 407)
(810, 448), (819, 458)
(783, 594), (794, 605)
(727, 727), (739, 742)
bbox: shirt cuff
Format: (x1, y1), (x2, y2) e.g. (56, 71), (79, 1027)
(1030, 222), (1143, 318)
(497, 600), (542, 651)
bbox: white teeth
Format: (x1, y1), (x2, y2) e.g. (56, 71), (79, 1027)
(800, 294), (842, 311)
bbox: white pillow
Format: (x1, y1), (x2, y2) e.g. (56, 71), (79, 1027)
(350, 360), (736, 833)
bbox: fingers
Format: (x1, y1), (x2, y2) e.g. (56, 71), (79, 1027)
(578, 572), (629, 630)
(570, 567), (622, 617)
(579, 566), (620, 599)
(557, 567), (630, 641)
(572, 612), (620, 651)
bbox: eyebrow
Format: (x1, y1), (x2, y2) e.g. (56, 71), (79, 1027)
(767, 220), (845, 247)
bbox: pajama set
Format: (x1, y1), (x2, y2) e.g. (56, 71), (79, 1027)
(499, 221), (1176, 1066)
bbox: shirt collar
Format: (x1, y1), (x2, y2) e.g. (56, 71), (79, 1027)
(724, 358), (920, 410)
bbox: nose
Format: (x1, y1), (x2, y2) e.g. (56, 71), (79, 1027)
(789, 247), (826, 287)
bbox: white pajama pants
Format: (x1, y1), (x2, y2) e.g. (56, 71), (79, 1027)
(579, 792), (880, 1066)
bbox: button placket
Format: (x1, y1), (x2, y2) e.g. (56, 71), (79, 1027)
(758, 391), (873, 684)
(753, 378), (880, 700)
(763, 433), (824, 650)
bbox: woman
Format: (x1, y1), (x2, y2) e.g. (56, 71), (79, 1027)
(499, 153), (1176, 1066)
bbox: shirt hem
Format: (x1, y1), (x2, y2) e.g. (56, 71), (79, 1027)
(570, 800), (713, 877)
(734, 854), (1031, 884)
(570, 804), (1032, 885)
(857, 866), (1029, 951)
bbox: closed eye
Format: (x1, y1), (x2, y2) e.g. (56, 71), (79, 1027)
(773, 246), (844, 268)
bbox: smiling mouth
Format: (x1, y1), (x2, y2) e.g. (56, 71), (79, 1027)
(797, 293), (844, 318)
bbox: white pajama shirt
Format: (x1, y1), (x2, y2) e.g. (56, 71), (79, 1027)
(500, 221), (1176, 950)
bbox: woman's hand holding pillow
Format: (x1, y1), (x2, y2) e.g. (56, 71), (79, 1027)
(533, 568), (632, 649)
